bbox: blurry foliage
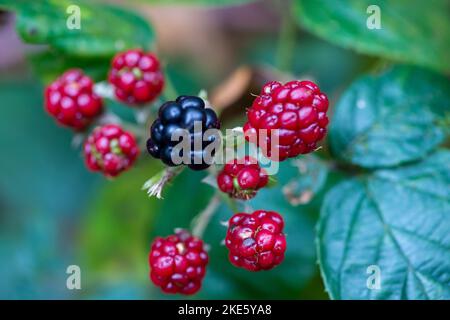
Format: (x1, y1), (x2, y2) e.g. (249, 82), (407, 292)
(80, 159), (337, 299)
(330, 65), (450, 168)
(0, 81), (100, 298)
(242, 32), (370, 95)
(294, 0), (450, 73)
(79, 161), (163, 298)
(29, 50), (110, 84)
(0, 0), (154, 57)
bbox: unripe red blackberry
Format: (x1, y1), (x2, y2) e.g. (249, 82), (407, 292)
(149, 229), (208, 295)
(226, 210), (286, 271)
(108, 49), (164, 105)
(84, 124), (139, 177)
(244, 80), (329, 161)
(217, 156), (268, 200)
(44, 69), (103, 130)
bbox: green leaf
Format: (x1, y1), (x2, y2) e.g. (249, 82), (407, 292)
(317, 150), (450, 299)
(293, 0), (450, 73)
(3, 0), (154, 57)
(329, 65), (449, 169)
(28, 50), (110, 84)
(0, 80), (98, 215)
(79, 161), (163, 290)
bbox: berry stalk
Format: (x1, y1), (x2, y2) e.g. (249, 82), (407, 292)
(142, 166), (184, 199)
(275, 7), (297, 72)
(191, 192), (222, 238)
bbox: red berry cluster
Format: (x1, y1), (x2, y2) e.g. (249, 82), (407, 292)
(109, 49), (164, 105)
(44, 69), (103, 130)
(149, 80), (328, 295)
(226, 210), (286, 271)
(244, 80), (329, 161)
(84, 124), (139, 177)
(42, 56), (325, 294)
(43, 50), (167, 177)
(149, 229), (208, 295)
(217, 156), (268, 200)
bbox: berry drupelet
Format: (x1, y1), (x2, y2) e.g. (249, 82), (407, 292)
(243, 80), (329, 161)
(84, 124), (139, 177)
(217, 156), (268, 200)
(226, 210), (286, 271)
(44, 69), (103, 130)
(149, 229), (209, 295)
(147, 96), (221, 170)
(108, 49), (164, 105)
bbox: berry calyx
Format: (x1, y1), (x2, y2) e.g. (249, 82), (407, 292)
(108, 49), (164, 105)
(147, 96), (221, 170)
(84, 124), (139, 177)
(149, 229), (208, 295)
(226, 210), (286, 271)
(243, 80), (329, 161)
(44, 69), (103, 130)
(217, 156), (268, 200)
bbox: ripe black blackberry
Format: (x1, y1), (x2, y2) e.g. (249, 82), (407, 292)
(147, 96), (221, 170)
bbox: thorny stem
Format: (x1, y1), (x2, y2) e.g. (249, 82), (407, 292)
(191, 192), (222, 238)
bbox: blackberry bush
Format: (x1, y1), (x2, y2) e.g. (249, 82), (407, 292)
(5, 0), (449, 302)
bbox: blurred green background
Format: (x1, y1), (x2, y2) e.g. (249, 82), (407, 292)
(0, 0), (448, 299)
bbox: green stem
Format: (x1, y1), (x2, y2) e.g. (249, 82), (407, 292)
(221, 192), (239, 213)
(163, 69), (179, 100)
(275, 3), (297, 72)
(192, 192), (222, 238)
